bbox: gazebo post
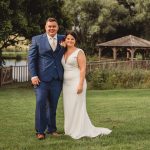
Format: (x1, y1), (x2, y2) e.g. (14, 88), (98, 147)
(127, 48), (135, 61)
(127, 48), (136, 69)
(112, 47), (117, 60)
(131, 48), (135, 61)
(145, 49), (149, 60)
(143, 49), (146, 60)
(127, 51), (130, 60)
(98, 47), (102, 61)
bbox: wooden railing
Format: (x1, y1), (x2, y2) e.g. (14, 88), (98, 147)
(87, 60), (150, 72)
(0, 65), (30, 86)
(0, 66), (13, 86)
(1, 60), (150, 86)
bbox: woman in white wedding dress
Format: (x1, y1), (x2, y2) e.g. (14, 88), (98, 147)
(61, 31), (112, 139)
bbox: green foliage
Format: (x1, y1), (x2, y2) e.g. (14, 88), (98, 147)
(63, 0), (150, 55)
(0, 0), (69, 42)
(2, 51), (27, 59)
(1, 0), (150, 65)
(87, 69), (150, 89)
(0, 0), (71, 66)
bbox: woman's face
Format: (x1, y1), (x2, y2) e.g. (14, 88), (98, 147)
(65, 34), (76, 47)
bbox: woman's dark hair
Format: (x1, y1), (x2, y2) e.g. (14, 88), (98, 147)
(65, 30), (78, 41)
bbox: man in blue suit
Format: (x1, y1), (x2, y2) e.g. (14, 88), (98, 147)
(28, 18), (65, 140)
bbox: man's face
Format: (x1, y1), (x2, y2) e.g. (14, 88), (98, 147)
(45, 21), (59, 37)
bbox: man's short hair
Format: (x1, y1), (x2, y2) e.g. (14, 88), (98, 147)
(46, 17), (58, 24)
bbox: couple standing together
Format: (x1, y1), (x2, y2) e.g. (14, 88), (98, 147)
(28, 18), (112, 140)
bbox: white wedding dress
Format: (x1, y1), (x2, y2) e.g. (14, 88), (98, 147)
(61, 48), (112, 139)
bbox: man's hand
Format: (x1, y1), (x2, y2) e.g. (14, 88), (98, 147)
(31, 77), (40, 85)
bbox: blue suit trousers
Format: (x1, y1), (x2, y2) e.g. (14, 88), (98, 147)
(34, 80), (62, 134)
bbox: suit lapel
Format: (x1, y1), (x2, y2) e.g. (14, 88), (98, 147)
(54, 35), (61, 53)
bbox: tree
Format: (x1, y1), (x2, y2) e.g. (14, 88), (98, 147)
(0, 0), (70, 66)
(63, 0), (130, 54)
(63, 0), (150, 55)
(132, 0), (150, 39)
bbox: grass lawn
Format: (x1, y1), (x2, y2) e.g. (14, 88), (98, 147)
(0, 85), (150, 150)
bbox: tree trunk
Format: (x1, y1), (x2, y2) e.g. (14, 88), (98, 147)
(0, 49), (5, 67)
(0, 50), (2, 67)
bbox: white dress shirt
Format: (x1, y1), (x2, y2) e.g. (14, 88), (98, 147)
(47, 34), (57, 51)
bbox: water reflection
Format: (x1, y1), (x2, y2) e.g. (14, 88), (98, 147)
(4, 59), (27, 66)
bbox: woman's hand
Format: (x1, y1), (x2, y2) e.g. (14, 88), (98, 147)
(77, 84), (83, 94)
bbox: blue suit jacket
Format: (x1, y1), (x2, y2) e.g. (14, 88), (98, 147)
(28, 33), (65, 82)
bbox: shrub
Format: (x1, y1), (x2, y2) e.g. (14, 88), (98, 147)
(87, 69), (150, 89)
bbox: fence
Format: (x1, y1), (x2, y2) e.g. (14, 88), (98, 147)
(87, 60), (150, 73)
(0, 66), (13, 86)
(0, 65), (30, 86)
(1, 60), (150, 86)
(9, 60), (150, 81)
(12, 65), (29, 82)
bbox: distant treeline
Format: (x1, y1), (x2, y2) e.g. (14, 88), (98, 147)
(0, 0), (150, 65)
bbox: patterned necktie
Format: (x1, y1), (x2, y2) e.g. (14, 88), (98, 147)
(51, 38), (56, 51)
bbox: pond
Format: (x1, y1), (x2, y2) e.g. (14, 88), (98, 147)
(4, 59), (28, 66)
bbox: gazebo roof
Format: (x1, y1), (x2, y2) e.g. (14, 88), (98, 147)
(97, 35), (150, 48)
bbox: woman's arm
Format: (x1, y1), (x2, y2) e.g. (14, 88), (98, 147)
(77, 50), (86, 94)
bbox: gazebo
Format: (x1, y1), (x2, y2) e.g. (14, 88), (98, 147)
(96, 35), (150, 61)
